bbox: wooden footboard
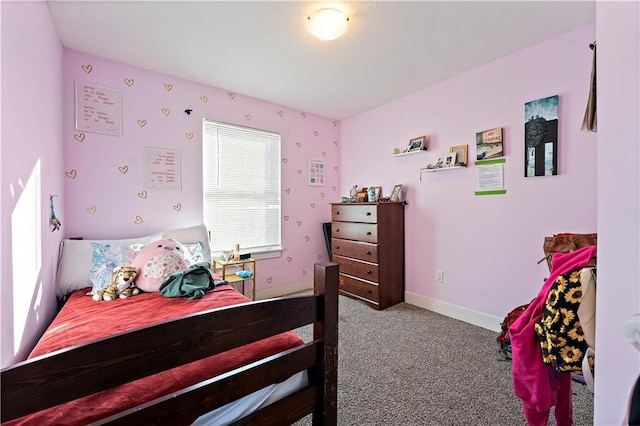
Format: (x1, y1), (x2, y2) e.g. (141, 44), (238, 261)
(1, 262), (339, 425)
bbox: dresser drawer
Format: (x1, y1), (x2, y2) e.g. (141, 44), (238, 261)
(332, 238), (378, 263)
(332, 204), (377, 223)
(331, 222), (378, 243)
(333, 255), (379, 282)
(339, 274), (379, 302)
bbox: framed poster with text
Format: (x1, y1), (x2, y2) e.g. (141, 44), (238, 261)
(75, 81), (122, 136)
(144, 147), (182, 191)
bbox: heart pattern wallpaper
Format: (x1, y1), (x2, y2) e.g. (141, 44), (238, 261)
(63, 50), (340, 289)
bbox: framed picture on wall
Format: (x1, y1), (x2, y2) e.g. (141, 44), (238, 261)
(307, 157), (325, 186)
(476, 127), (504, 161)
(75, 81), (123, 136)
(143, 147), (182, 190)
(524, 95), (559, 177)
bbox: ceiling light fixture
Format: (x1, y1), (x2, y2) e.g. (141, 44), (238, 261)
(307, 8), (349, 41)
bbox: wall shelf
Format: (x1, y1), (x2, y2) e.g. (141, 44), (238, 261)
(420, 165), (466, 181)
(391, 150), (428, 157)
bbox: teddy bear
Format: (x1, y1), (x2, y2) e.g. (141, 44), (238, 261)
(131, 238), (189, 292)
(92, 266), (140, 301)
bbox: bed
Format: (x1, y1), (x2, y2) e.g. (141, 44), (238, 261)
(1, 225), (339, 425)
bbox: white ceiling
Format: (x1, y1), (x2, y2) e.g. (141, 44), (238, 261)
(47, 1), (596, 120)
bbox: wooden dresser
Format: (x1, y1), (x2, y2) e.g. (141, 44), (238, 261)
(331, 202), (405, 310)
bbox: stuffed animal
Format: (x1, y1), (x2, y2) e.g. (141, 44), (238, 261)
(131, 238), (189, 292)
(93, 266), (140, 301)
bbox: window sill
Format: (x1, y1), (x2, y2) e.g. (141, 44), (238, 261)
(211, 247), (282, 262)
(250, 248), (283, 260)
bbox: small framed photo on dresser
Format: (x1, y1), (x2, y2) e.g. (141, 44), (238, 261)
(390, 184), (403, 202)
(368, 186), (382, 202)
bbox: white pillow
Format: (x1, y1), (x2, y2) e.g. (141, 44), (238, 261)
(55, 236), (154, 298)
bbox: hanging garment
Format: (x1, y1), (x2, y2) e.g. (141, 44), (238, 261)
(534, 267), (595, 377)
(581, 41), (597, 132)
(509, 246), (597, 421)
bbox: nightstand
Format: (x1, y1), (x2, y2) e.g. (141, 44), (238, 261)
(212, 258), (256, 300)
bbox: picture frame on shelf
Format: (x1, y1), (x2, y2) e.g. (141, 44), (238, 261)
(449, 144), (468, 166)
(389, 184), (403, 202)
(407, 136), (427, 152)
(435, 152), (457, 168)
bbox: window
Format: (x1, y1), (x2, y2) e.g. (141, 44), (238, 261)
(202, 119), (282, 257)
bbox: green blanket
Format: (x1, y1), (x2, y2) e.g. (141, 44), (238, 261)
(159, 262), (228, 300)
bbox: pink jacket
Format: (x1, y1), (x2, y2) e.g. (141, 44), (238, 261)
(509, 246), (598, 411)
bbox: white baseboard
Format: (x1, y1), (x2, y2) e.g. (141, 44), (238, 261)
(404, 291), (503, 333)
(255, 285), (502, 332)
(256, 279), (313, 300)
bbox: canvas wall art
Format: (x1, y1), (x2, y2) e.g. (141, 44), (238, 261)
(525, 95), (558, 177)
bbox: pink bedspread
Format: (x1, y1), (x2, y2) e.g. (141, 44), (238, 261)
(6, 286), (303, 425)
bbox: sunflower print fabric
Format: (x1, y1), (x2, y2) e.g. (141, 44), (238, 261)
(534, 268), (592, 374)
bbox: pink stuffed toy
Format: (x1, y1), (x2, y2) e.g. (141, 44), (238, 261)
(131, 238), (189, 292)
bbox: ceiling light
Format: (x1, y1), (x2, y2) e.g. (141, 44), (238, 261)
(307, 8), (349, 41)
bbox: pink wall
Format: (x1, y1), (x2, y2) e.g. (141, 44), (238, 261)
(2, 3), (636, 421)
(62, 50), (340, 291)
(594, 2), (640, 423)
(1, 0), (64, 367)
(341, 24), (598, 321)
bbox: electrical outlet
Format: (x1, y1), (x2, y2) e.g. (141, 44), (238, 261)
(435, 269), (444, 283)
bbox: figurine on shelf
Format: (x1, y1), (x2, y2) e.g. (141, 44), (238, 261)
(349, 185), (358, 198)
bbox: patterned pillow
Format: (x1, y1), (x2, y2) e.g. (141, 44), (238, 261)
(183, 242), (206, 265)
(88, 243), (139, 295)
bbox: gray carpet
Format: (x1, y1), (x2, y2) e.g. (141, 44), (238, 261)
(293, 294), (593, 426)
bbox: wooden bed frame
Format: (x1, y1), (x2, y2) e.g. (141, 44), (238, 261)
(1, 262), (339, 425)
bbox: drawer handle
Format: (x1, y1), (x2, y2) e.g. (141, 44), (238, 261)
(335, 245), (340, 249)
(367, 289), (372, 294)
(336, 229), (340, 232)
(366, 231), (372, 235)
(335, 211), (340, 215)
(366, 212), (371, 216)
(366, 251), (371, 255)
(367, 270), (372, 275)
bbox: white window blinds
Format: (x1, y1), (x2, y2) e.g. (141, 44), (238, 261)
(202, 119), (282, 255)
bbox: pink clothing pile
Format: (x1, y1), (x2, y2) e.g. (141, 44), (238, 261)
(509, 246), (597, 425)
